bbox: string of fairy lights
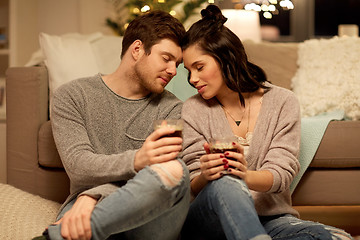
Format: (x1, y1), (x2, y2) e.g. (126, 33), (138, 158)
(241, 0), (294, 19)
(106, 0), (294, 35)
(130, 0), (294, 19)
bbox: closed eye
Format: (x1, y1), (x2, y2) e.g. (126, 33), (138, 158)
(163, 56), (170, 62)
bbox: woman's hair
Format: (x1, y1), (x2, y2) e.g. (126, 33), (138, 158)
(181, 5), (268, 106)
(121, 10), (186, 58)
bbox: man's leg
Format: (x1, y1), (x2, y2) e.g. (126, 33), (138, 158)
(121, 160), (190, 240)
(48, 159), (189, 240)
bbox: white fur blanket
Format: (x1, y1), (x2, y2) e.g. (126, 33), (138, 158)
(291, 36), (360, 120)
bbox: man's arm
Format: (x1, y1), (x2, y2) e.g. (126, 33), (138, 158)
(51, 84), (138, 189)
(56, 195), (97, 240)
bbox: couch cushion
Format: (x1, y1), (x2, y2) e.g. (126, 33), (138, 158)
(38, 121), (63, 168)
(292, 168), (360, 205)
(310, 120), (360, 168)
(243, 40), (298, 90)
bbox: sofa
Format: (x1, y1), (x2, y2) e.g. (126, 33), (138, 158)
(5, 37), (360, 237)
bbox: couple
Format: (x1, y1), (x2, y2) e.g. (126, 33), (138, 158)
(37, 5), (353, 240)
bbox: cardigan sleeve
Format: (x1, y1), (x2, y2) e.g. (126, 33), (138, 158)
(260, 92), (301, 193)
(180, 96), (209, 182)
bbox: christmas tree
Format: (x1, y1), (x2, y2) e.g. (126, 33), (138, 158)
(106, 0), (209, 35)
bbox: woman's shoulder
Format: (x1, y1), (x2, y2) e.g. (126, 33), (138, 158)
(263, 83), (300, 119)
(183, 94), (215, 112)
(265, 82), (298, 102)
(183, 94), (216, 106)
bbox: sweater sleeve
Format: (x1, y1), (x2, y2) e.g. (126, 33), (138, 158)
(78, 183), (119, 201)
(51, 82), (137, 195)
(52, 82), (183, 200)
(260, 92), (301, 193)
(181, 96), (208, 182)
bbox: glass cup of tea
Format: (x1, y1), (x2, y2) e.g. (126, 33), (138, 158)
(153, 119), (183, 138)
(209, 136), (239, 174)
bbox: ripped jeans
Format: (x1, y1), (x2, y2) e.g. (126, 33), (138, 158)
(261, 214), (353, 240)
(48, 160), (190, 240)
(182, 176), (353, 240)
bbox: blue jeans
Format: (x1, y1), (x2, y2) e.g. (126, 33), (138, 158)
(261, 214), (353, 240)
(48, 160), (190, 240)
(182, 176), (353, 240)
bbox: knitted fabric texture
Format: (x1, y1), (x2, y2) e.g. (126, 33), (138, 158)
(0, 183), (60, 240)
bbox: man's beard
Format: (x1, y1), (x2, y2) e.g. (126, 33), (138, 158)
(134, 60), (165, 94)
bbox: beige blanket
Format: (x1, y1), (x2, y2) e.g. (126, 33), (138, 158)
(0, 183), (60, 240)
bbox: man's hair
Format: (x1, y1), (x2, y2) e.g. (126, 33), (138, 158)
(121, 10), (185, 58)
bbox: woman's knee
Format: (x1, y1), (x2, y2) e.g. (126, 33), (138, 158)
(209, 176), (251, 198)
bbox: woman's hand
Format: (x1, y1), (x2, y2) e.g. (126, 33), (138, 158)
(222, 141), (248, 181)
(199, 142), (228, 181)
(191, 141), (247, 196)
(221, 141), (273, 192)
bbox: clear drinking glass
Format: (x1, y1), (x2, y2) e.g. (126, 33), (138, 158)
(153, 119), (183, 138)
(209, 136), (239, 174)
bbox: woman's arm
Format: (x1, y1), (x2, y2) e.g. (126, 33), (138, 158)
(245, 170), (273, 192)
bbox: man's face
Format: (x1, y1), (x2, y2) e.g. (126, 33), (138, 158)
(134, 39), (182, 94)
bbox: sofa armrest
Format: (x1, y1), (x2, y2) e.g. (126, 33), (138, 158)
(6, 66), (49, 191)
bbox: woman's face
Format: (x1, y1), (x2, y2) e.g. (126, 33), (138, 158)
(183, 44), (228, 100)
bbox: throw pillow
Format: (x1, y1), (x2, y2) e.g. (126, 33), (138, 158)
(291, 36), (360, 120)
(39, 32), (100, 111)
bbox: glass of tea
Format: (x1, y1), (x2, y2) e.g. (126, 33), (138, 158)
(209, 136), (239, 174)
(153, 119), (183, 138)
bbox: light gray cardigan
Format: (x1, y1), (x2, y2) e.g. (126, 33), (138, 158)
(181, 83), (301, 217)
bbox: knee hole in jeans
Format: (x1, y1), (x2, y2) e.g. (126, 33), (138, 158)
(150, 160), (183, 187)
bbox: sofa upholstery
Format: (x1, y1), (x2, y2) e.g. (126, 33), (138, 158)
(6, 40), (360, 235)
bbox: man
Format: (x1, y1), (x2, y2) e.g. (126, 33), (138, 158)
(39, 10), (189, 240)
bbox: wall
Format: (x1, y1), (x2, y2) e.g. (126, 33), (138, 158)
(10, 0), (113, 67)
(1, 0), (115, 183)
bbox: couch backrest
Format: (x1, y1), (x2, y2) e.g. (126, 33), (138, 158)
(243, 40), (298, 90)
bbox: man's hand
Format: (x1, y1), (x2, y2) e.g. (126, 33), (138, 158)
(55, 195), (97, 240)
(134, 126), (182, 171)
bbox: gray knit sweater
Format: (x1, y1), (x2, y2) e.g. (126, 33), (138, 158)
(181, 83), (301, 217)
(51, 74), (182, 208)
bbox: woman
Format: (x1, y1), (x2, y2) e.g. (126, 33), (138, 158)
(180, 4), (353, 240)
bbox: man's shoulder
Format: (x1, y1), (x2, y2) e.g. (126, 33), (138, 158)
(156, 90), (183, 105)
(54, 74), (101, 97)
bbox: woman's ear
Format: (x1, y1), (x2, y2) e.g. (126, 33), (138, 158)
(131, 40), (144, 61)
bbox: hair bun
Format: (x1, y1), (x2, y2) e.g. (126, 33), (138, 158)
(201, 5), (227, 25)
